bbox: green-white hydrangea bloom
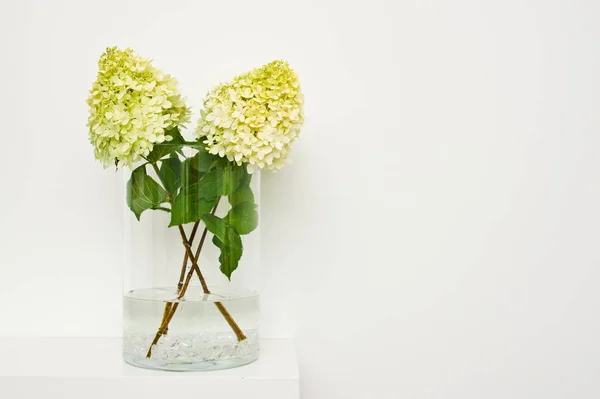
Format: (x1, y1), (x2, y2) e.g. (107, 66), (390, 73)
(87, 47), (190, 168)
(196, 60), (304, 172)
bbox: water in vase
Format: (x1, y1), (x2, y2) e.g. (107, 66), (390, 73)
(123, 286), (259, 371)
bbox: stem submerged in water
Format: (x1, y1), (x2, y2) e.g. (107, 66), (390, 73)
(145, 197), (247, 359)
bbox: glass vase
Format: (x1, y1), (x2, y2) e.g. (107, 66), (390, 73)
(122, 146), (260, 371)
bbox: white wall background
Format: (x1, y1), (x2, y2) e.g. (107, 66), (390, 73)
(1, 0), (599, 398)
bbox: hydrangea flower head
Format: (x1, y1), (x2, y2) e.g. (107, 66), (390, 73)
(87, 47), (190, 168)
(196, 60), (304, 172)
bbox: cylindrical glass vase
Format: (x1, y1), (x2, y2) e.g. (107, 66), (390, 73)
(122, 145), (260, 371)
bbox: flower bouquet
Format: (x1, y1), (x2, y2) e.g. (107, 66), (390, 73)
(87, 47), (303, 371)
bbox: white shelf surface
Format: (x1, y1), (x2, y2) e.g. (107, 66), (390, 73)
(0, 338), (299, 399)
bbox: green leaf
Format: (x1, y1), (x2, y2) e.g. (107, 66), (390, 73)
(169, 190), (217, 227)
(180, 157), (202, 188)
(212, 229), (243, 280)
(145, 127), (185, 163)
(228, 168), (254, 206)
(167, 157), (244, 227)
(126, 165), (168, 220)
(200, 214), (227, 242)
(203, 212), (245, 279)
(168, 163), (225, 226)
(228, 186), (254, 207)
(158, 155), (182, 196)
(237, 165), (252, 187)
(198, 163), (245, 198)
(225, 202), (258, 235)
(185, 140), (208, 150)
(187, 149), (217, 173)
